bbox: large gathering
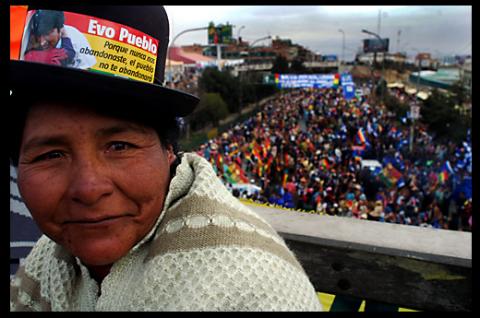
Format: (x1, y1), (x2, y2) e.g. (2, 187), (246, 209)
(197, 85), (472, 231)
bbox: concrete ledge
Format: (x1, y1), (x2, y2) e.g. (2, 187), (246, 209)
(248, 203), (471, 267)
(246, 203), (472, 311)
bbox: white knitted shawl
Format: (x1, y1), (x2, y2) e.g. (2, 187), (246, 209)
(10, 153), (322, 311)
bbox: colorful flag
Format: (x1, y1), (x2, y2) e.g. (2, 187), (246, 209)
(380, 163), (403, 188)
(244, 151), (253, 164)
(438, 160), (454, 184)
(444, 160), (455, 175)
(265, 155), (274, 174)
(262, 138), (271, 158)
(377, 123), (383, 134)
(366, 121), (374, 135)
(222, 164), (236, 184)
(252, 149), (263, 166)
(352, 144), (366, 160)
(357, 128), (367, 144)
(216, 154), (223, 171)
(282, 170), (289, 188)
(397, 178), (406, 188)
(230, 162), (249, 184)
(438, 171), (448, 184)
(320, 158), (330, 170)
(379, 173), (393, 188)
(333, 73), (340, 86)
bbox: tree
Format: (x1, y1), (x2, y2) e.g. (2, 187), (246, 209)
(383, 89), (409, 119)
(421, 88), (470, 143)
(375, 78), (388, 103)
(198, 93), (229, 127)
(449, 80), (470, 105)
(290, 58), (307, 74)
(198, 67), (241, 113)
(271, 55), (289, 74)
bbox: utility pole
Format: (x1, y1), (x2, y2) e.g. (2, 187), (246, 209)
(338, 29), (345, 67)
(167, 26), (209, 83)
(362, 28), (386, 104)
(410, 51), (422, 153)
(396, 29), (401, 53)
(217, 44), (222, 71)
(247, 35), (271, 110)
(167, 26), (209, 142)
(377, 9), (381, 36)
(236, 25), (245, 41)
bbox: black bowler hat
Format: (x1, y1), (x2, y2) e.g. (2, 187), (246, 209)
(10, 4), (199, 117)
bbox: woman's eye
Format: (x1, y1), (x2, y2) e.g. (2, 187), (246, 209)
(107, 141), (135, 152)
(33, 151), (64, 162)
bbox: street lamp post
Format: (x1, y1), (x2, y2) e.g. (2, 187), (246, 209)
(236, 25), (245, 41)
(338, 29), (345, 66)
(246, 35), (271, 67)
(362, 28), (386, 104)
(167, 26), (209, 142)
(244, 35), (271, 110)
(249, 35), (272, 50)
(409, 47), (422, 153)
(167, 26), (209, 83)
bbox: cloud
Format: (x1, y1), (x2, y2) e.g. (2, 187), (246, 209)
(165, 5), (471, 59)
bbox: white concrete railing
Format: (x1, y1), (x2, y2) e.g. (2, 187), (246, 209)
(247, 202), (472, 311)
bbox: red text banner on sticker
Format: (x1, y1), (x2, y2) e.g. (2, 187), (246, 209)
(22, 10), (159, 83)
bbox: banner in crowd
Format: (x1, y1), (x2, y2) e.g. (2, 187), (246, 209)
(274, 73), (340, 89)
(340, 72), (356, 100)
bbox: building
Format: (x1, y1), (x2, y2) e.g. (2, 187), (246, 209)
(181, 36), (323, 66)
(460, 58), (472, 93)
(165, 46), (216, 90)
(168, 46), (215, 66)
(439, 54), (471, 67)
(409, 68), (461, 90)
(414, 53), (438, 70)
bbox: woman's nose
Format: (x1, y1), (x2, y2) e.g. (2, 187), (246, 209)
(67, 159), (114, 206)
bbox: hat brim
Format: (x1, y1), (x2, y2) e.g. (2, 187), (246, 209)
(10, 60), (199, 117)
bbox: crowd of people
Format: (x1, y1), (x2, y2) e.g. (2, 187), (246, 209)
(165, 68), (199, 96)
(195, 85), (472, 232)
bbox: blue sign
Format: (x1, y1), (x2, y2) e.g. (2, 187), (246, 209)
(341, 72), (355, 100)
(276, 74), (337, 89)
(341, 73), (353, 85)
(343, 84), (356, 100)
(322, 55), (338, 62)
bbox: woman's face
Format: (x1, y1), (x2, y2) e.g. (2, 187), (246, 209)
(17, 102), (176, 267)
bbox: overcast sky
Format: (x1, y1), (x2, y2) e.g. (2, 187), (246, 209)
(164, 5), (471, 61)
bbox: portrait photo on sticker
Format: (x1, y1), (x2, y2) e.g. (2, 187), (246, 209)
(21, 9), (96, 69)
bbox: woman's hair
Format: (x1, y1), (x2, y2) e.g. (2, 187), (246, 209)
(9, 94), (182, 174)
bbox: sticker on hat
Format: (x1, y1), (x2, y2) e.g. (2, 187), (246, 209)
(19, 9), (159, 83)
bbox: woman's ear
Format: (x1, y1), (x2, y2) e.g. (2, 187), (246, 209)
(166, 144), (177, 165)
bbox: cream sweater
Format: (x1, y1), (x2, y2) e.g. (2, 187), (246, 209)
(10, 153), (322, 311)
